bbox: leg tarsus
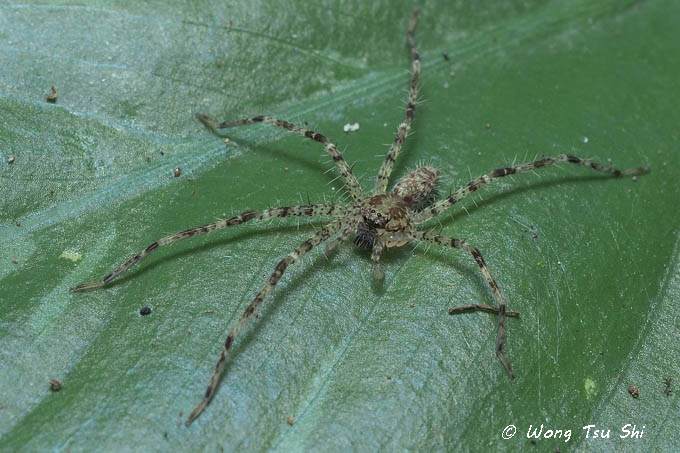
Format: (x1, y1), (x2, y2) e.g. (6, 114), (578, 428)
(195, 112), (219, 130)
(449, 304), (520, 317)
(70, 281), (105, 292)
(495, 304), (516, 379)
(496, 350), (516, 379)
(449, 302), (518, 378)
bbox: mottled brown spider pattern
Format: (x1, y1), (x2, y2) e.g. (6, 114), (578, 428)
(71, 9), (649, 425)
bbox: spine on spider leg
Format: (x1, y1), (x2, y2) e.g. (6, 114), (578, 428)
(70, 205), (343, 292)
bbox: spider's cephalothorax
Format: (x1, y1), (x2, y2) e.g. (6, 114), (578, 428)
(71, 8), (649, 426)
(359, 194), (413, 247)
(356, 165), (439, 250)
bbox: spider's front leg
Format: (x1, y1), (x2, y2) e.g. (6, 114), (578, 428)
(415, 230), (517, 379)
(70, 204), (344, 291)
(415, 154), (649, 224)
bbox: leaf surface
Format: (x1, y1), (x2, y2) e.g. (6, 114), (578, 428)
(1, 1), (678, 451)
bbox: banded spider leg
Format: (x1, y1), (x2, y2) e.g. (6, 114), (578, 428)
(71, 205), (346, 292)
(412, 154), (649, 377)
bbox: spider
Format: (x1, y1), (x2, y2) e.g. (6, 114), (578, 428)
(71, 9), (649, 425)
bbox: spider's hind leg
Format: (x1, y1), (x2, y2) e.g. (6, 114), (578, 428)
(186, 219), (344, 425)
(415, 230), (516, 379)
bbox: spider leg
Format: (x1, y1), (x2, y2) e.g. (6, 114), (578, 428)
(186, 219), (343, 425)
(70, 204), (345, 291)
(415, 230), (516, 379)
(374, 8), (421, 195)
(415, 154), (649, 224)
(325, 222), (356, 254)
(448, 304), (520, 317)
(371, 241), (386, 280)
(196, 113), (363, 202)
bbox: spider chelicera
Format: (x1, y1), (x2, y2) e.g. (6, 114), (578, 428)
(71, 9), (648, 425)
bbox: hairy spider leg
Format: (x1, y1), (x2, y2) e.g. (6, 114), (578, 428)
(374, 8), (421, 195)
(196, 113), (364, 202)
(415, 230), (516, 378)
(70, 204), (345, 292)
(186, 219), (344, 425)
(412, 155), (648, 377)
(448, 305), (520, 317)
(325, 220), (360, 254)
(415, 154), (649, 224)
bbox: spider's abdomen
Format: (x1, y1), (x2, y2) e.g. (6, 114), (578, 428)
(391, 166), (439, 209)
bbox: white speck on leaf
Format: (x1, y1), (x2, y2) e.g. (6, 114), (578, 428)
(60, 250), (83, 262)
(343, 122), (360, 132)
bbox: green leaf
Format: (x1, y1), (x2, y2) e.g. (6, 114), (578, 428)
(2, 1), (679, 450)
